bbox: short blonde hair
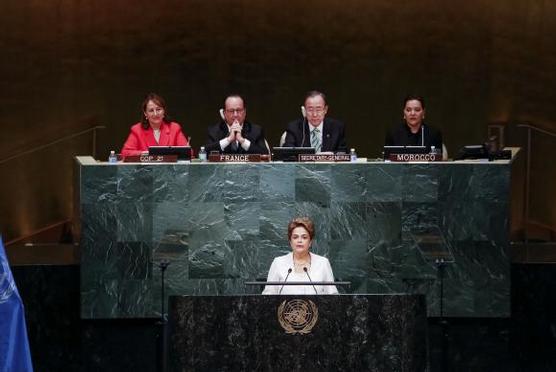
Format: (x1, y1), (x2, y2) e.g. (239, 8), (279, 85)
(287, 217), (315, 240)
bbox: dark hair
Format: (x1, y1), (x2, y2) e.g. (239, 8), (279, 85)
(223, 94), (246, 109)
(141, 93), (170, 129)
(304, 90), (327, 105)
(403, 95), (425, 109)
(287, 217), (315, 240)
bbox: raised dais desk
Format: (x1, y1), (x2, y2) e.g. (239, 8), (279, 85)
(75, 154), (518, 319)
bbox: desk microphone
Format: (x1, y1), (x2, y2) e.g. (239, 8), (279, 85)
(303, 267), (318, 295)
(300, 106), (307, 147)
(279, 268), (293, 294)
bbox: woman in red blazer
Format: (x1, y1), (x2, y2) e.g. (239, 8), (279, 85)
(121, 93), (190, 156)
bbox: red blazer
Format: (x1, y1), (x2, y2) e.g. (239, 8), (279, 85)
(121, 121), (189, 156)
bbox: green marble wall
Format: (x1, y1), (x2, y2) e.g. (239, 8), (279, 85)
(77, 156), (513, 319)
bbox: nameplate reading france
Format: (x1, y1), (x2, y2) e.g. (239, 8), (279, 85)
(209, 154), (269, 162)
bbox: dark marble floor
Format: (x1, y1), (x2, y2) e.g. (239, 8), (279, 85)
(11, 263), (556, 371)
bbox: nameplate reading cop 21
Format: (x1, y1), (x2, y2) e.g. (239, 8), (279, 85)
(123, 155), (178, 162)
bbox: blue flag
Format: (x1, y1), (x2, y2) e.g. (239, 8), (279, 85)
(0, 236), (33, 372)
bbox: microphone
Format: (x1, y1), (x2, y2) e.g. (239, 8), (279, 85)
(303, 267), (318, 295)
(300, 106), (307, 147)
(279, 268), (293, 294)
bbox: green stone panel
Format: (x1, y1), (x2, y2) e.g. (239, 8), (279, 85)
(151, 165), (190, 203)
(259, 202), (296, 241)
(259, 164), (296, 202)
(78, 160), (514, 318)
(330, 164), (368, 201)
(329, 202), (368, 240)
(365, 164), (403, 202)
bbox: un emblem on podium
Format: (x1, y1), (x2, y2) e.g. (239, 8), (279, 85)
(277, 299), (319, 334)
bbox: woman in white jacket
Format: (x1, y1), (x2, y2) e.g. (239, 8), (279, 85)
(262, 217), (338, 295)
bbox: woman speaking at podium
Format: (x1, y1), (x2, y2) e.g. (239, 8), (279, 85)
(262, 217), (338, 295)
(121, 93), (190, 156)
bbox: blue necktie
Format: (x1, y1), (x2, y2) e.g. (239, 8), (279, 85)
(311, 128), (321, 153)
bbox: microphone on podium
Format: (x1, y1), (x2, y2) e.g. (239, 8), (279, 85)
(303, 267), (318, 295)
(279, 268), (293, 294)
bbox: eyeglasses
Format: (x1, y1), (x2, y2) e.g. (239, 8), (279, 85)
(225, 108), (245, 114)
(305, 107), (325, 114)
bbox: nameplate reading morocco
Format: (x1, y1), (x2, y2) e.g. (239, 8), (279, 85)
(208, 154), (270, 162)
(298, 154), (351, 162)
(388, 153), (441, 162)
(123, 155), (177, 163)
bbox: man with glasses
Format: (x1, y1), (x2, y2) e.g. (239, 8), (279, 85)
(283, 90), (347, 153)
(206, 94), (269, 154)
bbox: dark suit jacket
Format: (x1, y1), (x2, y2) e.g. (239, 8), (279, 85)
(384, 123), (443, 150)
(283, 117), (347, 153)
(205, 121), (269, 154)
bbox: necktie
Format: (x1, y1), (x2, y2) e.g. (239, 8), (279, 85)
(230, 128), (239, 152)
(231, 140), (239, 152)
(311, 128), (321, 153)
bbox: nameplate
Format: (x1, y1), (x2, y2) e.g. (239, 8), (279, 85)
(208, 154), (270, 162)
(298, 154), (351, 162)
(123, 155), (177, 163)
(388, 153), (441, 162)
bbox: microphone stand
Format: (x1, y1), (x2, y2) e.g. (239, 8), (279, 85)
(279, 268), (293, 294)
(156, 259), (170, 372)
(303, 267), (319, 295)
(435, 258), (449, 372)
(301, 116), (307, 147)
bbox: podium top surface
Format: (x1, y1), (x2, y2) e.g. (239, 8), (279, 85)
(75, 147), (520, 166)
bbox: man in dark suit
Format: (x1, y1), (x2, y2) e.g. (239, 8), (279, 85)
(283, 91), (347, 153)
(205, 94), (269, 154)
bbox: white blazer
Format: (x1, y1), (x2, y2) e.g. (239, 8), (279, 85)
(262, 252), (339, 295)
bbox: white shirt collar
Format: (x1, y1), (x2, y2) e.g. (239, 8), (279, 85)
(309, 122), (323, 132)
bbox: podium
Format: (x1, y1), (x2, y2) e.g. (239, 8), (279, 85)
(168, 294), (427, 371)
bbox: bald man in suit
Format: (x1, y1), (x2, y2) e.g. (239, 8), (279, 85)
(283, 91), (347, 153)
(205, 94), (269, 154)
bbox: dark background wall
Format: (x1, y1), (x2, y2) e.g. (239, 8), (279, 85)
(1, 0), (555, 242)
